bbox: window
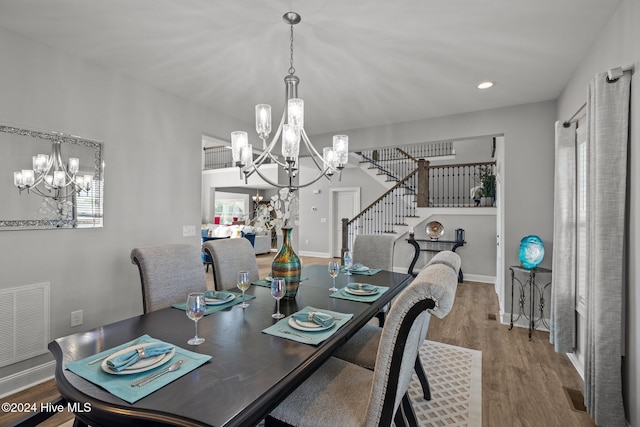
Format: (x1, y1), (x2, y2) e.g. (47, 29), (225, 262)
(214, 194), (247, 224)
(76, 177), (104, 228)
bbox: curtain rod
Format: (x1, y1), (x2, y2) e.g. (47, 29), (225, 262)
(563, 65), (634, 128)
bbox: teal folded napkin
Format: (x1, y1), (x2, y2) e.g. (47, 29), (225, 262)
(262, 307), (354, 345)
(347, 283), (377, 292)
(106, 342), (174, 372)
(330, 285), (390, 303)
(66, 335), (211, 404)
(204, 290), (234, 302)
(172, 292), (255, 315)
(291, 311), (334, 327)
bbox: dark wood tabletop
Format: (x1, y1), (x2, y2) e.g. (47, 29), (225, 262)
(49, 264), (413, 427)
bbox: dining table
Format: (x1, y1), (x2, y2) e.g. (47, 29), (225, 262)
(48, 264), (413, 427)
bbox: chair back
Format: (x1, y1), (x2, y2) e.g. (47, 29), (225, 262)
(362, 278), (430, 424)
(203, 238), (260, 290)
(427, 250), (462, 276)
(130, 244), (207, 314)
(352, 234), (396, 270)
(421, 251), (461, 319)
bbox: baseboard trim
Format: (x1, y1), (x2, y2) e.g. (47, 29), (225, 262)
(463, 274), (495, 283)
(567, 352), (584, 381)
(298, 251), (330, 258)
(0, 361), (55, 399)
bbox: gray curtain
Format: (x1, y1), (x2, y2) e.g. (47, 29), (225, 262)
(584, 70), (630, 426)
(550, 121), (576, 352)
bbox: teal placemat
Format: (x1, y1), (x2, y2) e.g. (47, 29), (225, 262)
(251, 277), (309, 288)
(172, 292), (255, 315)
(340, 266), (382, 275)
(66, 335), (211, 404)
(262, 306), (353, 345)
(330, 285), (389, 302)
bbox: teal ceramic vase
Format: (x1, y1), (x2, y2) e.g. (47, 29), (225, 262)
(272, 227), (302, 299)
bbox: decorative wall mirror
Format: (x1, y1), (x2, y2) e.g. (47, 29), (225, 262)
(0, 123), (104, 230)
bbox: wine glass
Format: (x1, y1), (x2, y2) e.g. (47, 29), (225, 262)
(271, 277), (286, 319)
(186, 292), (205, 345)
(343, 250), (353, 276)
(328, 261), (340, 292)
(237, 271), (251, 308)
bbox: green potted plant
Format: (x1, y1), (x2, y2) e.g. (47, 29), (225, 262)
(478, 166), (496, 206)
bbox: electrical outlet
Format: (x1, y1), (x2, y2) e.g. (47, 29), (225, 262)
(183, 225), (196, 237)
(71, 310), (83, 327)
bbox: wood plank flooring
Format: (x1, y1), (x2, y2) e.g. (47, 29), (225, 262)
(0, 253), (594, 426)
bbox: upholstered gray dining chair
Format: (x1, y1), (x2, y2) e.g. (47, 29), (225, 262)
(130, 243), (207, 314)
(333, 251), (461, 401)
(265, 258), (444, 427)
(203, 237), (260, 290)
(352, 234), (396, 270)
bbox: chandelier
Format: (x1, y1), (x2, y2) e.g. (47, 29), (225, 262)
(231, 12), (349, 191)
(13, 137), (93, 200)
(252, 189), (263, 203)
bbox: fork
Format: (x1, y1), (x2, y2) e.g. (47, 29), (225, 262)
(278, 328), (311, 340)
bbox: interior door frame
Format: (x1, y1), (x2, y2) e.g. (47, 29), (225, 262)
(494, 135), (506, 316)
(329, 187), (361, 258)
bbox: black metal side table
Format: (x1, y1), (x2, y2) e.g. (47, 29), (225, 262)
(508, 265), (552, 340)
(406, 236), (465, 281)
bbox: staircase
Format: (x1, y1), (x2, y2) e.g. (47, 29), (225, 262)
(341, 143), (495, 252)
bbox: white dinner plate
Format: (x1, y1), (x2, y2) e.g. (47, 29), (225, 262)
(101, 344), (176, 375)
(344, 286), (379, 296)
(205, 294), (236, 305)
(288, 316), (335, 332)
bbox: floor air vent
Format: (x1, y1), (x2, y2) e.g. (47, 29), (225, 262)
(0, 283), (50, 368)
(563, 386), (587, 412)
(487, 313), (497, 320)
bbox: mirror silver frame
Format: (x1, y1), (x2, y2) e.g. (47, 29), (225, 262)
(0, 124), (104, 231)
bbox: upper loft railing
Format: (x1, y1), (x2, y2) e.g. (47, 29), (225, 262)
(203, 145), (233, 170)
(203, 145), (274, 171)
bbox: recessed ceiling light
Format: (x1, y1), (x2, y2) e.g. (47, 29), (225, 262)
(477, 81), (494, 90)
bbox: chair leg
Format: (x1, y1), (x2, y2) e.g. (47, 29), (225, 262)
(401, 392), (419, 427)
(414, 355), (432, 401)
(72, 417), (89, 427)
(394, 404), (407, 427)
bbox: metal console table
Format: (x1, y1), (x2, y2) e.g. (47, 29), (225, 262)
(508, 265), (552, 340)
(406, 236), (465, 281)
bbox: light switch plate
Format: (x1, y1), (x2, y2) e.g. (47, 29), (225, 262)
(183, 225), (196, 237)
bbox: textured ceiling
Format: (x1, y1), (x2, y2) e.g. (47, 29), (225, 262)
(0, 0), (621, 135)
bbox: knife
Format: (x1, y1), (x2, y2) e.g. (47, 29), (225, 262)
(131, 359), (184, 387)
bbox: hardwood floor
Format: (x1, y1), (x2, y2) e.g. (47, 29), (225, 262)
(0, 254), (594, 426)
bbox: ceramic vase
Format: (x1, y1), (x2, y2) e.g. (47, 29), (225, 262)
(271, 227), (301, 300)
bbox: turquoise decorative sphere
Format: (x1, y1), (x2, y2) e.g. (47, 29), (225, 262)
(519, 235), (544, 269)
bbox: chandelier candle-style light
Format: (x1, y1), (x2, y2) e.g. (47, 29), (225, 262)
(13, 138), (93, 200)
(231, 12), (349, 191)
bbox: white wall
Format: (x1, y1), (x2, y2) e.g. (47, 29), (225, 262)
(0, 27), (249, 385)
(556, 0), (638, 423)
(312, 100), (557, 317)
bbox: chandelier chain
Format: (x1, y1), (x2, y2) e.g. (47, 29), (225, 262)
(288, 24), (295, 76)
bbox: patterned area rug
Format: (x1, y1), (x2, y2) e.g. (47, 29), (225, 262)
(408, 340), (482, 426)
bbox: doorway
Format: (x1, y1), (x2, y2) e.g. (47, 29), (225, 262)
(330, 188), (360, 258)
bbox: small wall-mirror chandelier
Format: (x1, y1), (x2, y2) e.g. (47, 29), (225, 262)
(231, 12), (349, 191)
(13, 137), (93, 200)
